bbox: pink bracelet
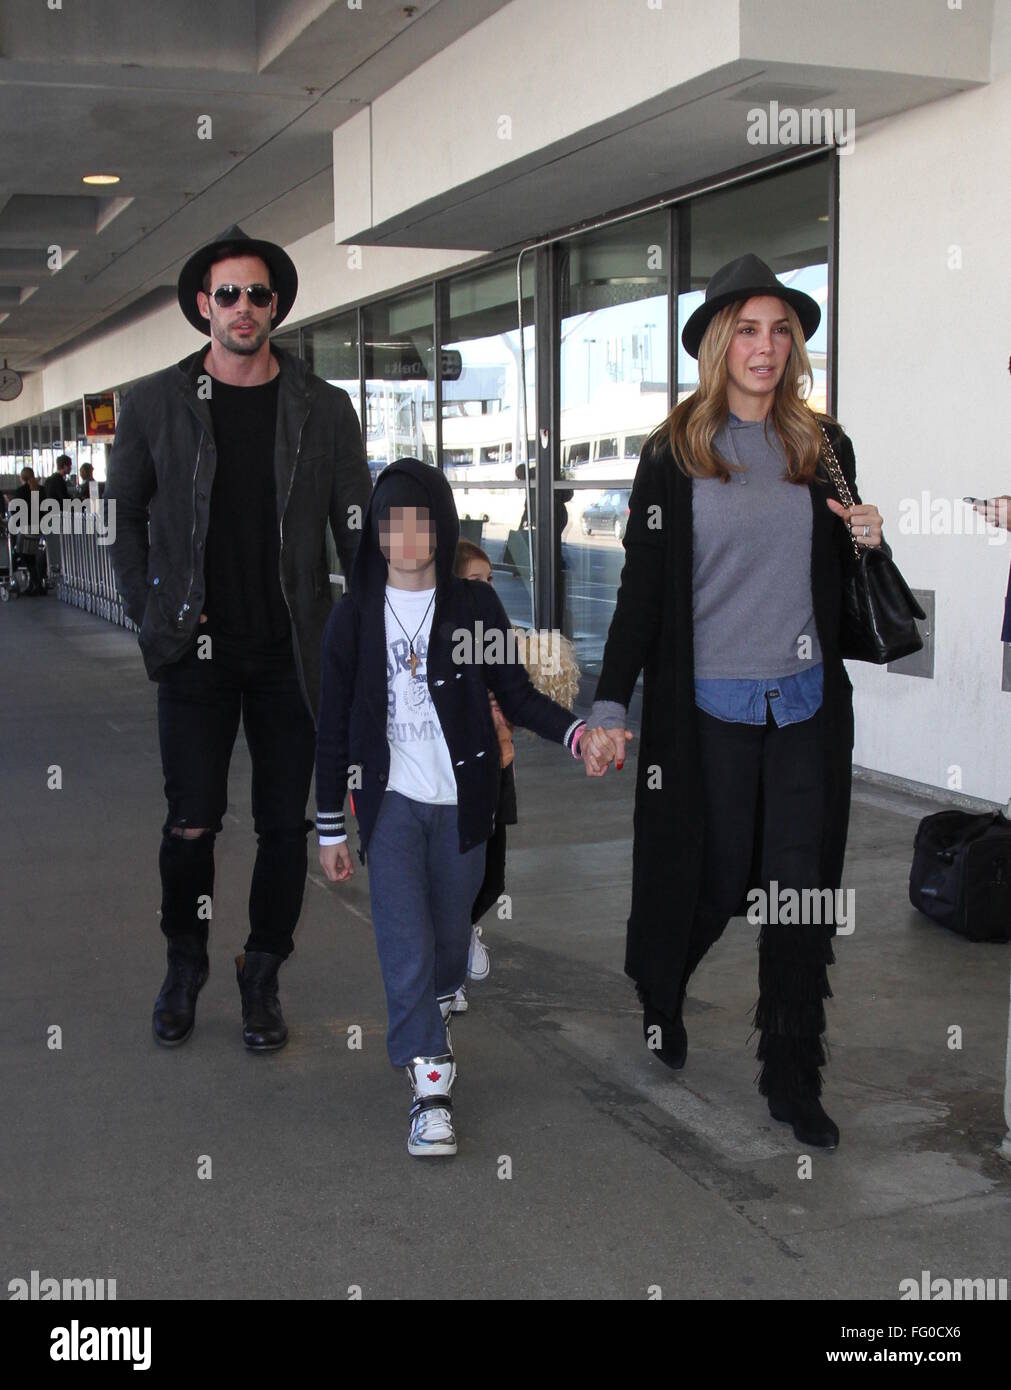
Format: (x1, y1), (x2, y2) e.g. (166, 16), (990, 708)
(571, 723), (587, 758)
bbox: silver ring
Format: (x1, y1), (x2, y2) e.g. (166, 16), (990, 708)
(862, 525), (870, 537)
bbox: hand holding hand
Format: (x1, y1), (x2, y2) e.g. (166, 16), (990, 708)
(319, 842), (354, 883)
(582, 725), (633, 776)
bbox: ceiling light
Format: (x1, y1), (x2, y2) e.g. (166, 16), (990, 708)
(82, 174), (120, 185)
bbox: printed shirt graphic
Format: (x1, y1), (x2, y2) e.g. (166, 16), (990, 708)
(384, 585), (458, 805)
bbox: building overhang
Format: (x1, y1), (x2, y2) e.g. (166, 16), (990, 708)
(333, 0), (993, 250)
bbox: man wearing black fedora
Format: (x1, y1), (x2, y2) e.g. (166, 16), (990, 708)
(107, 224), (372, 1051)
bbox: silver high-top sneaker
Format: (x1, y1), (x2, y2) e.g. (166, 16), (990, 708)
(405, 1053), (457, 1157)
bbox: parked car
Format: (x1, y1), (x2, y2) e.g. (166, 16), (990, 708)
(580, 489), (631, 539)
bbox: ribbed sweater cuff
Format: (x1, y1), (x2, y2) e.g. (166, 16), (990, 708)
(586, 699), (628, 730)
(316, 810), (345, 842)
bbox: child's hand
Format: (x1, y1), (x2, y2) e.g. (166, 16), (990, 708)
(319, 842), (354, 882)
(488, 691), (513, 734)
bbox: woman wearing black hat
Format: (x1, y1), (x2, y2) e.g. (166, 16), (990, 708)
(583, 253), (883, 1149)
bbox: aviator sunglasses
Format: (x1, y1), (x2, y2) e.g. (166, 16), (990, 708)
(205, 282), (276, 309)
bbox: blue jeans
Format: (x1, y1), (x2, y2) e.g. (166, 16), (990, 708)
(366, 790), (487, 1066)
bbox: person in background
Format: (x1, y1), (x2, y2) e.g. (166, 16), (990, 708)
(450, 538), (515, 1012)
(966, 497), (1011, 640)
(78, 462), (105, 501)
(42, 455), (72, 578)
(4, 467), (46, 594)
(44, 454), (72, 504)
(5, 465), (37, 508)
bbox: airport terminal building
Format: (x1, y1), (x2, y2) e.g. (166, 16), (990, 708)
(1, 1), (1010, 1320)
(2, 0), (1010, 803)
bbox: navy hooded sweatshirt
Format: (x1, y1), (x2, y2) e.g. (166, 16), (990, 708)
(314, 457), (585, 863)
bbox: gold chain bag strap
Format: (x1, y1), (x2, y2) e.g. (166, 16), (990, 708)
(818, 421), (925, 664)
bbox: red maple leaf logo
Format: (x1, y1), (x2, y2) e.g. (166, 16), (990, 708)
(426, 1070), (442, 1082)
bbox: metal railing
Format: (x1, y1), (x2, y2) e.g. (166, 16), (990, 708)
(56, 527), (134, 630)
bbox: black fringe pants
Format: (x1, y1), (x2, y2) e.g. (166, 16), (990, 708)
(753, 922), (835, 1099)
(688, 702), (834, 1100)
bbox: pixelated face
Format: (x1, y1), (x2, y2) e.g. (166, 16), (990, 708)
(461, 558), (493, 584)
(379, 505), (435, 569)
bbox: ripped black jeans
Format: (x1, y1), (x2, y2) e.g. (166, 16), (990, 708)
(155, 638), (316, 959)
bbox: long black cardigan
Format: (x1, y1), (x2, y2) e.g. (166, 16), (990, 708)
(594, 423), (860, 1016)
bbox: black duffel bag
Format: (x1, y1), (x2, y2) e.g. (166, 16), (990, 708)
(909, 808), (1011, 942)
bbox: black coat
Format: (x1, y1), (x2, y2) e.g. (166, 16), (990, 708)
(315, 458), (583, 863)
(106, 345), (372, 718)
(44, 473), (70, 503)
(594, 424), (859, 1016)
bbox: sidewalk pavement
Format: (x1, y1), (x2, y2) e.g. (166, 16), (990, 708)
(2, 598), (1008, 1299)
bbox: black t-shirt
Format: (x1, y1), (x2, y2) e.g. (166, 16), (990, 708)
(203, 374), (292, 661)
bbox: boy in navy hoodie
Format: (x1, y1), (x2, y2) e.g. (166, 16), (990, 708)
(316, 459), (587, 1157)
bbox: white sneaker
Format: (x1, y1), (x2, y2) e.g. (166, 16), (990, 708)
(405, 1054), (457, 1157)
(467, 925), (491, 981)
(451, 985), (469, 1014)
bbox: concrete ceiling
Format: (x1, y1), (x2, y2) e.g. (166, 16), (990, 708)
(0, 0), (510, 371)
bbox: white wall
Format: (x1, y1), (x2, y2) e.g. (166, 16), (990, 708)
(838, 66), (1011, 802)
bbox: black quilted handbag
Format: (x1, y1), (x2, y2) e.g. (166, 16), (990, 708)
(820, 423), (925, 664)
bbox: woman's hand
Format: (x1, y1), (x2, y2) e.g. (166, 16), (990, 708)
(582, 726), (633, 776)
(826, 498), (883, 547)
(972, 496), (1011, 531)
(319, 842), (354, 882)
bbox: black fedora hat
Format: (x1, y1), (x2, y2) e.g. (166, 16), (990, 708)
(176, 223), (298, 335)
(681, 253), (820, 359)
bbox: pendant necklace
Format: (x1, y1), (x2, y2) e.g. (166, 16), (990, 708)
(385, 588), (436, 678)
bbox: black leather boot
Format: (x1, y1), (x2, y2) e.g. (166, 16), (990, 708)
(235, 951), (288, 1051)
(639, 986), (688, 1070)
(152, 937), (209, 1046)
(767, 1093), (839, 1149)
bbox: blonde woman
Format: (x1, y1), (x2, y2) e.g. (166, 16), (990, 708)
(582, 254), (883, 1149)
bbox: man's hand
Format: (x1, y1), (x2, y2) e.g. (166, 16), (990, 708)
(582, 726), (633, 776)
(319, 841), (354, 882)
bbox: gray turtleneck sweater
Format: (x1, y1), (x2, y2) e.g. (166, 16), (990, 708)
(589, 412), (820, 725)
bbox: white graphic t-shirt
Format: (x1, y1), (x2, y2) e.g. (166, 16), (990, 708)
(384, 585), (458, 805)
